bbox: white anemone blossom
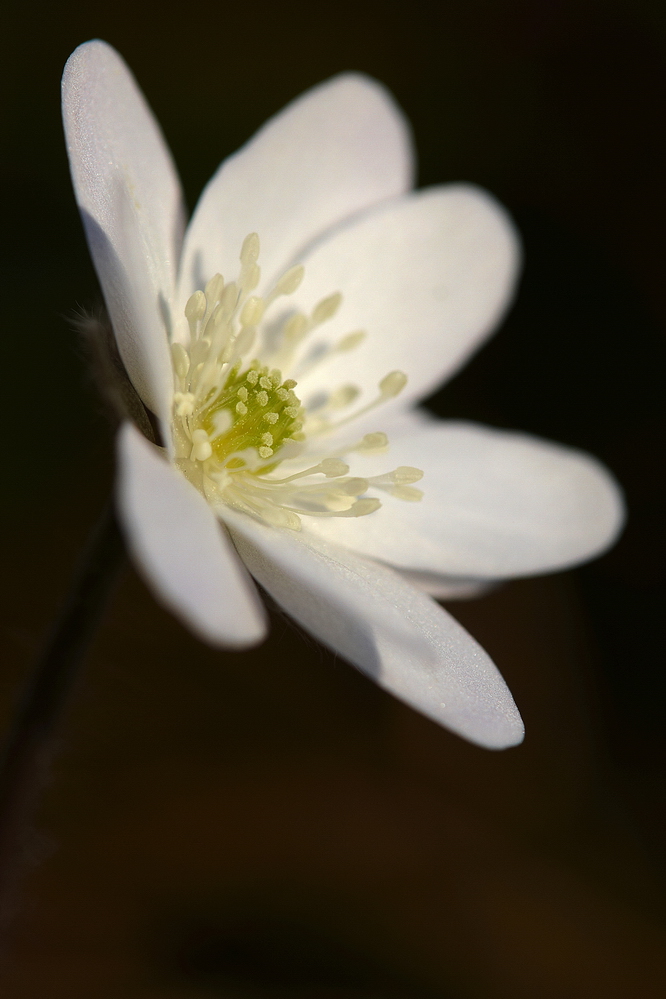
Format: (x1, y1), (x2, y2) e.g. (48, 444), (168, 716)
(62, 40), (624, 749)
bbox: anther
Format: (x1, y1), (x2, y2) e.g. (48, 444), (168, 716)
(379, 371), (408, 397)
(319, 458), (350, 477)
(171, 342), (190, 379)
(240, 296), (265, 327)
(246, 264), (261, 291)
(311, 373), (408, 437)
(354, 433), (389, 453)
(312, 292), (342, 325)
(337, 330), (366, 352)
(171, 233), (414, 529)
(185, 290), (206, 326)
(283, 313), (307, 341)
(390, 485), (423, 501)
(273, 265), (304, 296)
(204, 273), (225, 305)
(392, 467), (423, 484)
(174, 391), (195, 416)
(328, 385), (359, 409)
(348, 498), (381, 517)
(220, 281), (238, 315)
(339, 477), (369, 496)
(191, 429), (212, 461)
(240, 232), (260, 267)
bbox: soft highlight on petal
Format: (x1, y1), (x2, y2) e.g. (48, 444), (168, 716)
(395, 569), (498, 599)
(290, 184), (521, 411)
(178, 72), (414, 308)
(117, 423), (267, 648)
(62, 40), (185, 419)
(304, 417), (626, 578)
(224, 510), (524, 749)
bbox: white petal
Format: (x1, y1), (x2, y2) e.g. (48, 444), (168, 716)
(62, 41), (185, 420)
(288, 184), (520, 410)
(395, 569), (498, 599)
(303, 416), (626, 578)
(116, 423), (267, 647)
(223, 509), (523, 749)
(177, 73), (413, 307)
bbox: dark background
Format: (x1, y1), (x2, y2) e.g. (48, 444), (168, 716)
(0, 0), (664, 996)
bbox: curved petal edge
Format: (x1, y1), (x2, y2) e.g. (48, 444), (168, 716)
(303, 415), (626, 578)
(116, 423), (267, 648)
(224, 510), (524, 749)
(178, 71), (415, 308)
(62, 40), (185, 420)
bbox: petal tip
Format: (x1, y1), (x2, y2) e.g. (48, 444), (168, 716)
(586, 459), (627, 558)
(187, 605), (269, 651)
(419, 689), (525, 751)
(62, 38), (122, 88)
(483, 715), (525, 751)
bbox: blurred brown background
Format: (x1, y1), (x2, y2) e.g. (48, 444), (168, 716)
(1, 0), (665, 996)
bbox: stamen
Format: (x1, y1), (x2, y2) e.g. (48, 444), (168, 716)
(369, 466), (424, 485)
(353, 433), (389, 454)
(337, 330), (366, 352)
(275, 265), (304, 295)
(320, 458), (350, 477)
(388, 485), (423, 501)
(171, 342), (190, 380)
(328, 385), (360, 409)
(174, 391), (195, 417)
(379, 371), (408, 397)
(171, 233), (422, 531)
(312, 292), (342, 325)
(283, 313), (307, 341)
(204, 273), (225, 306)
(368, 466), (424, 501)
(290, 497), (381, 518)
(190, 429), (212, 461)
(240, 296), (265, 327)
(185, 291), (206, 328)
(265, 265), (304, 306)
(310, 371), (408, 436)
(240, 232), (260, 267)
(268, 458), (350, 485)
(292, 331), (366, 381)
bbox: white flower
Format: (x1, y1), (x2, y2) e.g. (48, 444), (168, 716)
(61, 40), (624, 750)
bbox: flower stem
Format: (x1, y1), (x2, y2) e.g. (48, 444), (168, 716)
(0, 501), (125, 946)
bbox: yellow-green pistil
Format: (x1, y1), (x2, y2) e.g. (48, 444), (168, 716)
(200, 361), (304, 467)
(171, 231), (422, 529)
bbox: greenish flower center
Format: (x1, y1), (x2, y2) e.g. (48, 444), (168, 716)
(199, 361), (304, 467)
(170, 231), (420, 529)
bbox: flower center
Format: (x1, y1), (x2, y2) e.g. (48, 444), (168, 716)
(200, 362), (303, 465)
(170, 233), (423, 529)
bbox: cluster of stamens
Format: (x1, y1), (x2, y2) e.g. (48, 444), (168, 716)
(170, 233), (423, 529)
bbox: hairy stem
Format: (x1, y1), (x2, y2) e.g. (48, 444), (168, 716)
(0, 501), (125, 946)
